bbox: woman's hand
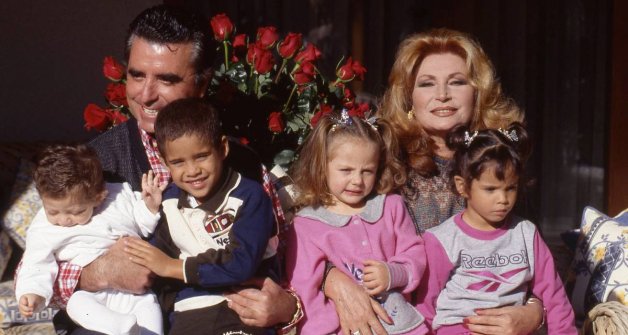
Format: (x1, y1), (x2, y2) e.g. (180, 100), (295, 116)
(225, 277), (296, 327)
(464, 301), (543, 335)
(324, 267), (391, 335)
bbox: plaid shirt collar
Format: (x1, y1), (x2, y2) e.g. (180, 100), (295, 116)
(139, 128), (171, 186)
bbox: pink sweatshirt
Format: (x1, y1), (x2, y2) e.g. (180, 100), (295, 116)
(286, 194), (428, 334)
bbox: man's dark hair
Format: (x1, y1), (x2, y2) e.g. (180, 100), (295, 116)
(125, 5), (216, 86)
(155, 98), (224, 159)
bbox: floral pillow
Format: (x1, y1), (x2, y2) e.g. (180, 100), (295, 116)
(0, 159), (42, 249)
(0, 230), (12, 279)
(0, 280), (56, 329)
(566, 206), (628, 322)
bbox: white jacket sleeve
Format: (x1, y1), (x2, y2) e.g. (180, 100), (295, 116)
(14, 210), (60, 307)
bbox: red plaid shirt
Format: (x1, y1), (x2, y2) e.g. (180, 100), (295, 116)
(140, 129), (171, 186)
(51, 135), (287, 307)
(14, 259), (80, 309)
(261, 164), (288, 265)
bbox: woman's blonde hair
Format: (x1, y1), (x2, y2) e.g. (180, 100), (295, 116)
(291, 113), (406, 208)
(378, 28), (523, 176)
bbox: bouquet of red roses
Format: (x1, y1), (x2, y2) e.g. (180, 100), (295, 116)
(84, 13), (371, 167)
(208, 13), (370, 166)
(83, 57), (131, 132)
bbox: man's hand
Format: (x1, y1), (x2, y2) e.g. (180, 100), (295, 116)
(18, 294), (44, 318)
(79, 237), (153, 294)
(224, 277), (295, 327)
(464, 302), (543, 335)
(124, 238), (183, 280)
(142, 170), (167, 214)
(362, 260), (389, 296)
(324, 267), (391, 335)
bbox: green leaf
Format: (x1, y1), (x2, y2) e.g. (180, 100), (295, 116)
(257, 73), (272, 98)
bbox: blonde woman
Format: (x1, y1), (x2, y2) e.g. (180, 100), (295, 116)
(324, 29), (544, 335)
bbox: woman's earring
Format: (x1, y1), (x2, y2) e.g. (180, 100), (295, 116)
(407, 110), (415, 120)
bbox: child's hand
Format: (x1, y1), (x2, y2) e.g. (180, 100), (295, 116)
(142, 170), (167, 214)
(18, 294), (45, 318)
(362, 260), (390, 296)
(124, 237), (183, 280)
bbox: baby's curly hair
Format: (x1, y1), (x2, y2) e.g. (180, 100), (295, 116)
(34, 144), (105, 200)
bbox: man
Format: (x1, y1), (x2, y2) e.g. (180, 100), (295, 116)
(52, 5), (299, 334)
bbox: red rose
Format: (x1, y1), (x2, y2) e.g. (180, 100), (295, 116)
(293, 61), (316, 84)
(351, 59), (367, 80)
(232, 34), (247, 49)
(256, 26), (279, 49)
(268, 112), (285, 133)
(348, 102), (370, 118)
(103, 56), (125, 81)
(255, 48), (275, 74)
(247, 43), (274, 74)
(210, 14), (234, 41)
(111, 110), (129, 125)
(246, 43), (260, 65)
(105, 82), (127, 107)
(295, 43), (321, 64)
(83, 104), (113, 131)
(310, 104), (333, 128)
(336, 57), (367, 81)
(336, 57), (355, 81)
(342, 87), (355, 108)
(278, 33), (302, 59)
(231, 34), (247, 63)
(333, 81), (346, 90)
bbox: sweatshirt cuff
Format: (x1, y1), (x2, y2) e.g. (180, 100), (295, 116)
(386, 262), (409, 290)
(182, 257), (192, 284)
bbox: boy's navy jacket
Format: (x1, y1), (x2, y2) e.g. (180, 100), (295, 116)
(151, 167), (280, 317)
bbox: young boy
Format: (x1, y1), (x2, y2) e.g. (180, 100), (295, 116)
(123, 98), (279, 335)
(15, 144), (165, 335)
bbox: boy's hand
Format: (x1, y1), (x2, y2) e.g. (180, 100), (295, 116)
(124, 238), (183, 280)
(142, 170), (167, 214)
(18, 294), (44, 318)
(362, 260), (389, 296)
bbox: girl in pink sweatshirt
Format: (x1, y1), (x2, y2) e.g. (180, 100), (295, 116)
(286, 111), (428, 335)
(415, 123), (577, 334)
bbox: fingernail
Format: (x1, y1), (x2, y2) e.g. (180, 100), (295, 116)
(463, 317), (469, 324)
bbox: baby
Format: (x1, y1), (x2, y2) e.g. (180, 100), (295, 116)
(15, 144), (165, 335)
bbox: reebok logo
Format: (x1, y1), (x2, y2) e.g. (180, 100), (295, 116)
(461, 250), (528, 269)
(465, 267), (527, 292)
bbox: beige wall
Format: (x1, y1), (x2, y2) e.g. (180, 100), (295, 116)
(0, 0), (160, 142)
